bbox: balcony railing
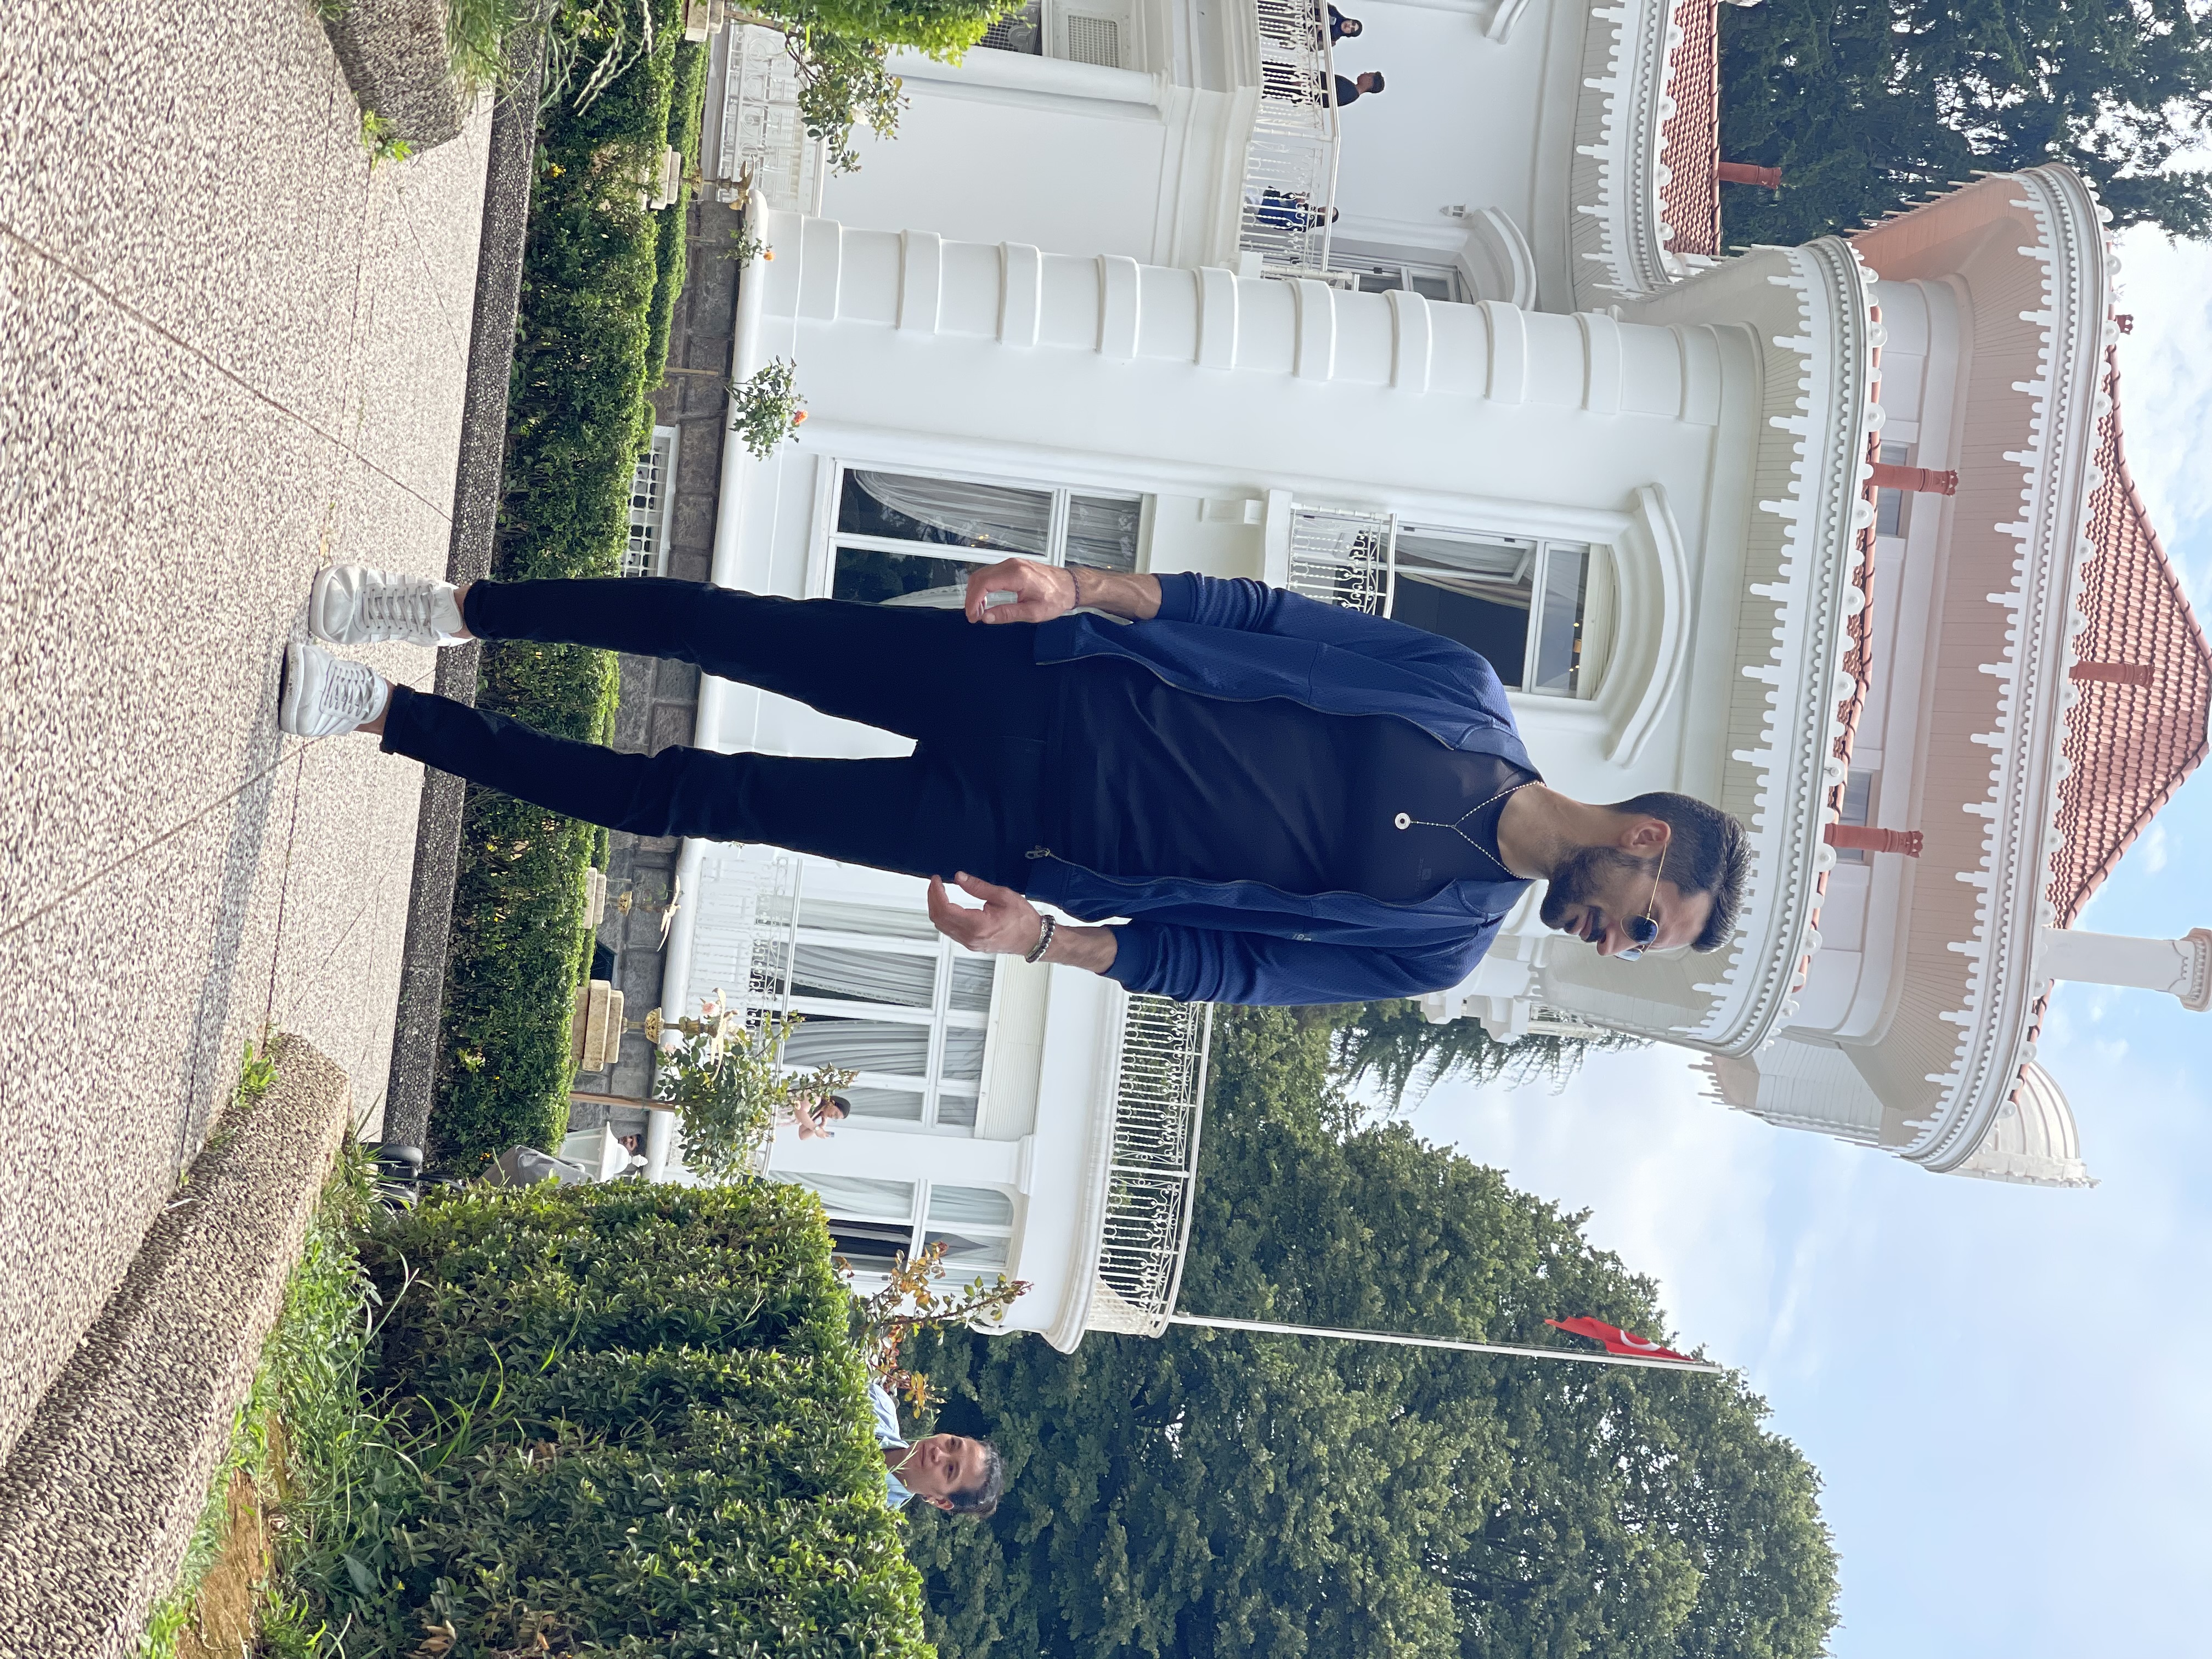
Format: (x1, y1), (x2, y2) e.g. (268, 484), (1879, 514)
(1237, 0), (1346, 282)
(712, 24), (825, 213)
(1285, 500), (1395, 613)
(1086, 996), (1214, 1336)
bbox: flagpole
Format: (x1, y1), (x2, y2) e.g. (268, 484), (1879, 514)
(1164, 1313), (1724, 1374)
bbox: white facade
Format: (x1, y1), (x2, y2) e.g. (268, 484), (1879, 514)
(668, 0), (2208, 1339)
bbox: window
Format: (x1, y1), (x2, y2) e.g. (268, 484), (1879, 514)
(756, 891), (996, 1131)
(785, 1174), (1018, 1277)
(1334, 257), (1465, 304)
(624, 426), (679, 578)
(1875, 441), (1911, 538)
(978, 0), (1042, 51)
(1389, 525), (1613, 697)
(829, 467), (1142, 608)
(1834, 768), (1877, 865)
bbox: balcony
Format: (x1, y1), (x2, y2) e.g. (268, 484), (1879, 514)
(1234, 0), (1347, 283)
(1082, 994), (1214, 1338)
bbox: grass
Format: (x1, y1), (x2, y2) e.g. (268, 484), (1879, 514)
(136, 1146), (378, 1659)
(432, 0), (704, 1172)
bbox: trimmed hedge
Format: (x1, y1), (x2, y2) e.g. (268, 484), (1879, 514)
(434, 1), (706, 1167)
(325, 1180), (931, 1659)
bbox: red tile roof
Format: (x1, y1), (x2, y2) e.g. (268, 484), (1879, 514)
(1657, 0), (1722, 259)
(2046, 347), (2212, 924)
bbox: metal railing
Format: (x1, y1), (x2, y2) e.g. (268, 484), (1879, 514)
(1285, 500), (1395, 613)
(715, 24), (823, 212)
(1088, 997), (1214, 1336)
(686, 850), (803, 1023)
(1237, 0), (1346, 281)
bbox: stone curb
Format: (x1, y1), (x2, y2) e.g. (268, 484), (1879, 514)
(322, 0), (468, 152)
(382, 43), (546, 1149)
(0, 1038), (352, 1659)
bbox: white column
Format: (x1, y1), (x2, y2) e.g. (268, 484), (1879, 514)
(2039, 926), (2212, 1013)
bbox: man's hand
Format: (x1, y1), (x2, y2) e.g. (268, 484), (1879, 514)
(928, 872), (1121, 974)
(928, 872), (1048, 953)
(963, 557), (1163, 624)
(964, 558), (1075, 624)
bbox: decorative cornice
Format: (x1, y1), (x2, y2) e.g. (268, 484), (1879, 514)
(1567, 0), (1679, 307)
(1567, 238), (1879, 1053)
(1898, 168), (2113, 1172)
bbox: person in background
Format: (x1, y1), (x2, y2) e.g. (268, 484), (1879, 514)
(1333, 69), (1385, 106)
(787, 1091), (850, 1140)
(1328, 5), (1362, 40)
(869, 1376), (1007, 1516)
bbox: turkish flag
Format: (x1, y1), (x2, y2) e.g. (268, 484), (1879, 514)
(1546, 1316), (1695, 1363)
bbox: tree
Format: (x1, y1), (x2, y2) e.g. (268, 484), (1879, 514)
(1325, 998), (1645, 1112)
(900, 1009), (1838, 1659)
(1719, 0), (2212, 243)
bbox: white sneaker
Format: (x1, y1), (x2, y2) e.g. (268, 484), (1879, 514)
(279, 641), (390, 737)
(310, 566), (467, 647)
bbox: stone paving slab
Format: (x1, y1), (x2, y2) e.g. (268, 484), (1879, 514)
(0, 0), (493, 1474)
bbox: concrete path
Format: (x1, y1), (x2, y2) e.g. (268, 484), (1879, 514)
(0, 5), (492, 1471)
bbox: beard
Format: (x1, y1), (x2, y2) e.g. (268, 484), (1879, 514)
(1539, 845), (1656, 936)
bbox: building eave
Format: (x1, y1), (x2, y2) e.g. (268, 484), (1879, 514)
(1850, 168), (2114, 1172)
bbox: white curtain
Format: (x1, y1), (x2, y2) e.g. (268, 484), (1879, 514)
(1066, 495), (1142, 571)
(793, 944), (936, 1008)
(784, 1018), (931, 1077)
(928, 1184), (1014, 1227)
(854, 471), (1052, 554)
(840, 1086), (926, 1122)
(793, 1173), (914, 1221)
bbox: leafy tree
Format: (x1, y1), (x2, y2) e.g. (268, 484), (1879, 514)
(1719, 0), (2212, 242)
(901, 1009), (1838, 1659)
(1326, 998), (1645, 1111)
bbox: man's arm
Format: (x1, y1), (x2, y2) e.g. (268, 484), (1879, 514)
(964, 558), (1158, 624)
(926, 874), (1486, 1005)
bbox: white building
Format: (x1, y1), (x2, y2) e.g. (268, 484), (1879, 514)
(659, 0), (2211, 1352)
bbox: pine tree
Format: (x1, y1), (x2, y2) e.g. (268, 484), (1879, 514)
(901, 1009), (1837, 1659)
(1719, 0), (2212, 242)
(1324, 998), (1644, 1111)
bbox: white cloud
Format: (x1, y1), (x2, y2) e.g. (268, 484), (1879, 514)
(2136, 820), (2170, 876)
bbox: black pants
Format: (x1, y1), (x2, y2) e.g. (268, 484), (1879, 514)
(380, 580), (1052, 888)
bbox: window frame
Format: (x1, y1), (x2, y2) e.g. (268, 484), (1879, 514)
(793, 1175), (1021, 1281)
(810, 459), (1147, 601)
(1385, 517), (1609, 699)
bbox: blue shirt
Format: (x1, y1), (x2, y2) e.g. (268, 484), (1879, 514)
(868, 1379), (914, 1510)
(1026, 574), (1537, 1005)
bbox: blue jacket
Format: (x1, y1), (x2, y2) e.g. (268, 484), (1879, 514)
(1026, 574), (1535, 1005)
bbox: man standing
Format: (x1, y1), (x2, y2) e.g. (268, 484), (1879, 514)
(1333, 70), (1384, 106)
(280, 560), (1747, 1005)
(870, 1378), (1007, 1516)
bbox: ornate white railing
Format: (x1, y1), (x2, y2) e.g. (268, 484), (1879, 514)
(684, 848), (802, 1022)
(1285, 500), (1394, 612)
(1086, 997), (1213, 1336)
(714, 24), (822, 211)
(1237, 0), (1346, 280)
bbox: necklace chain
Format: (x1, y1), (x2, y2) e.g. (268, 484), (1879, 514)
(1393, 781), (1530, 878)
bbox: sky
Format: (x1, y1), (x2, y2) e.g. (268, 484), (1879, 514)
(1412, 224), (2212, 1657)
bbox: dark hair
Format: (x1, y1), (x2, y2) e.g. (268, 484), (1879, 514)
(821, 1094), (851, 1120)
(1341, 16), (1362, 31)
(1366, 71), (1385, 91)
(1607, 792), (1749, 953)
(948, 1439), (1007, 1518)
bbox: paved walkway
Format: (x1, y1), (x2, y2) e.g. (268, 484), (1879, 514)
(0, 6), (492, 1469)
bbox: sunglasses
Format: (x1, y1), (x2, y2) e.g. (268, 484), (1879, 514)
(1616, 844), (1666, 962)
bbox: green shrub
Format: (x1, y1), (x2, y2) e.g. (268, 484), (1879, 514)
(435, 0), (708, 1169)
(644, 39), (709, 390)
(280, 1180), (934, 1659)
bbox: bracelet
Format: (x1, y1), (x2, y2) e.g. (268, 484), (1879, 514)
(1024, 913), (1057, 964)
